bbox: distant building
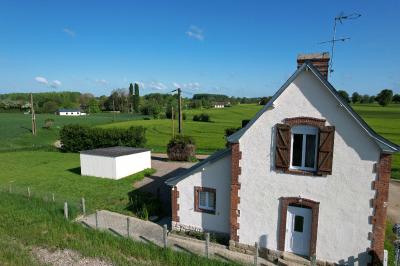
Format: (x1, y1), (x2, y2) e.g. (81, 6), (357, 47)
(56, 109), (86, 116)
(214, 102), (226, 108)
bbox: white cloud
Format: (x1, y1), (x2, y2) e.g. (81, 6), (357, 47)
(172, 82), (200, 90)
(149, 81), (167, 90)
(186, 25), (204, 41)
(35, 76), (48, 85)
(50, 80), (62, 88)
(63, 28), (76, 37)
(95, 79), (107, 85)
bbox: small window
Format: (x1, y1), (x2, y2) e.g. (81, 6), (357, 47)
(290, 126), (318, 171)
(294, 215), (304, 232)
(195, 187), (216, 213)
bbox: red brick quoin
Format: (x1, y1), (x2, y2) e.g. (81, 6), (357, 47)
(370, 153), (392, 265)
(230, 143), (241, 242)
(171, 186), (180, 222)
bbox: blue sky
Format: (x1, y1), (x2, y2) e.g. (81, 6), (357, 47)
(0, 0), (399, 97)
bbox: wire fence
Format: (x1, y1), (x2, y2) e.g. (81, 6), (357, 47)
(0, 182), (83, 220)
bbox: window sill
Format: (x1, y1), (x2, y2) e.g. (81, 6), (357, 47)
(194, 208), (216, 215)
(283, 169), (317, 176)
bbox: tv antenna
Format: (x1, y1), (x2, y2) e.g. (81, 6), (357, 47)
(319, 12), (361, 74)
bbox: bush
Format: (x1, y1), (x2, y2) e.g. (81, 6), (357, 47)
(60, 124), (147, 152)
(167, 135), (196, 161)
(376, 89), (393, 106)
(193, 113), (210, 122)
(242, 119), (250, 128)
(43, 118), (54, 129)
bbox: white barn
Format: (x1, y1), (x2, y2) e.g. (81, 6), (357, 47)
(80, 147), (151, 179)
(57, 108), (86, 116)
(166, 53), (399, 265)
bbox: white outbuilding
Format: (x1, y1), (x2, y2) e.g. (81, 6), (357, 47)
(80, 146), (151, 179)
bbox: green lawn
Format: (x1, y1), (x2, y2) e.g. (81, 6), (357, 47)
(0, 112), (146, 151)
(0, 192), (236, 266)
(0, 150), (155, 215)
(352, 104), (400, 179)
(101, 104), (263, 153)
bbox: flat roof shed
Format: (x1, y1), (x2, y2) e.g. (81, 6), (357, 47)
(80, 146), (151, 180)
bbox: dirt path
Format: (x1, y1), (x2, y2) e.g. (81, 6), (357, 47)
(388, 180), (400, 223)
(32, 247), (112, 266)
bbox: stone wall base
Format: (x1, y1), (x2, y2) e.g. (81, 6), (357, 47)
(228, 240), (337, 266)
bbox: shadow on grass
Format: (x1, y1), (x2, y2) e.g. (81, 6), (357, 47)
(68, 167), (81, 175)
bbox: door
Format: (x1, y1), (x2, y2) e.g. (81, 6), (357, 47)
(285, 206), (312, 256)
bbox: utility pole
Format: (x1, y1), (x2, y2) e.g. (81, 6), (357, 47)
(171, 106), (175, 138)
(177, 88), (182, 135)
(30, 93), (36, 135)
(113, 98), (116, 122)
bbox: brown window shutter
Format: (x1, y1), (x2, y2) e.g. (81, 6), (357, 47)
(275, 123), (291, 171)
(317, 126), (335, 175)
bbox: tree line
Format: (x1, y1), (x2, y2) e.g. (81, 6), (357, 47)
(1, 85), (398, 114)
(336, 89), (399, 106)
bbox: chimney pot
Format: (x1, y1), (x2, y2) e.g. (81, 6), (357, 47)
(297, 52), (330, 79)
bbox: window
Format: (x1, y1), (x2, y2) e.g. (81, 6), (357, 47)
(294, 215), (304, 232)
(290, 126), (318, 171)
(194, 187), (216, 214)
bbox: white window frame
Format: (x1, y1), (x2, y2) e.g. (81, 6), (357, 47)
(198, 191), (215, 211)
(290, 125), (319, 171)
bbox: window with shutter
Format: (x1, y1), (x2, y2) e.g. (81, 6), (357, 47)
(194, 187), (216, 214)
(317, 126), (335, 175)
(275, 123), (291, 171)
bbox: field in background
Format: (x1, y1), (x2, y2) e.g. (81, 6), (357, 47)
(101, 104), (262, 153)
(0, 103), (399, 178)
(0, 112), (145, 151)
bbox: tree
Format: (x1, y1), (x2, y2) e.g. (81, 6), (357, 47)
(259, 97), (271, 105)
(368, 96), (375, 104)
(393, 94), (400, 103)
(42, 101), (59, 113)
(134, 83), (140, 113)
(351, 92), (361, 104)
(376, 89), (393, 106)
(88, 98), (100, 113)
(129, 83), (134, 112)
(337, 90), (350, 103)
(360, 94), (370, 104)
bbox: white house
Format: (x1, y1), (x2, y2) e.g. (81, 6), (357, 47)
(57, 108), (86, 116)
(80, 146), (151, 179)
(166, 53), (399, 265)
(214, 102), (226, 108)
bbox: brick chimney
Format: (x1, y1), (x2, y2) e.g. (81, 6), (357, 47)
(297, 52), (330, 79)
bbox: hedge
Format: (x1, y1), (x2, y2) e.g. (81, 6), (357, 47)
(60, 124), (147, 152)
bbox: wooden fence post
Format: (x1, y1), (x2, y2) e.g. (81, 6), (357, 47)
(9, 184), (11, 193)
(127, 217), (130, 237)
(27, 187), (31, 198)
(52, 193), (55, 202)
(254, 242), (258, 265)
(64, 202), (68, 219)
(95, 210), (99, 229)
(205, 232), (210, 258)
(163, 224), (168, 248)
(81, 197), (86, 215)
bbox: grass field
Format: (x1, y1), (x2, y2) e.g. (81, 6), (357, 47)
(0, 192), (236, 266)
(0, 151), (155, 215)
(101, 104), (262, 153)
(0, 112), (146, 151)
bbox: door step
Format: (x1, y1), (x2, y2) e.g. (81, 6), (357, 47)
(279, 252), (311, 266)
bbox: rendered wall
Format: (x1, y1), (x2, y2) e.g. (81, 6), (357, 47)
(175, 154), (232, 234)
(115, 151), (151, 179)
(237, 70), (381, 264)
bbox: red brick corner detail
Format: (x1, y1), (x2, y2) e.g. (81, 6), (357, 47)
(171, 186), (180, 222)
(278, 197), (320, 257)
(230, 143), (241, 242)
(370, 153), (391, 264)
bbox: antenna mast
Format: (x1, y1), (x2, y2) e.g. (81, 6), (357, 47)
(319, 12), (361, 74)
